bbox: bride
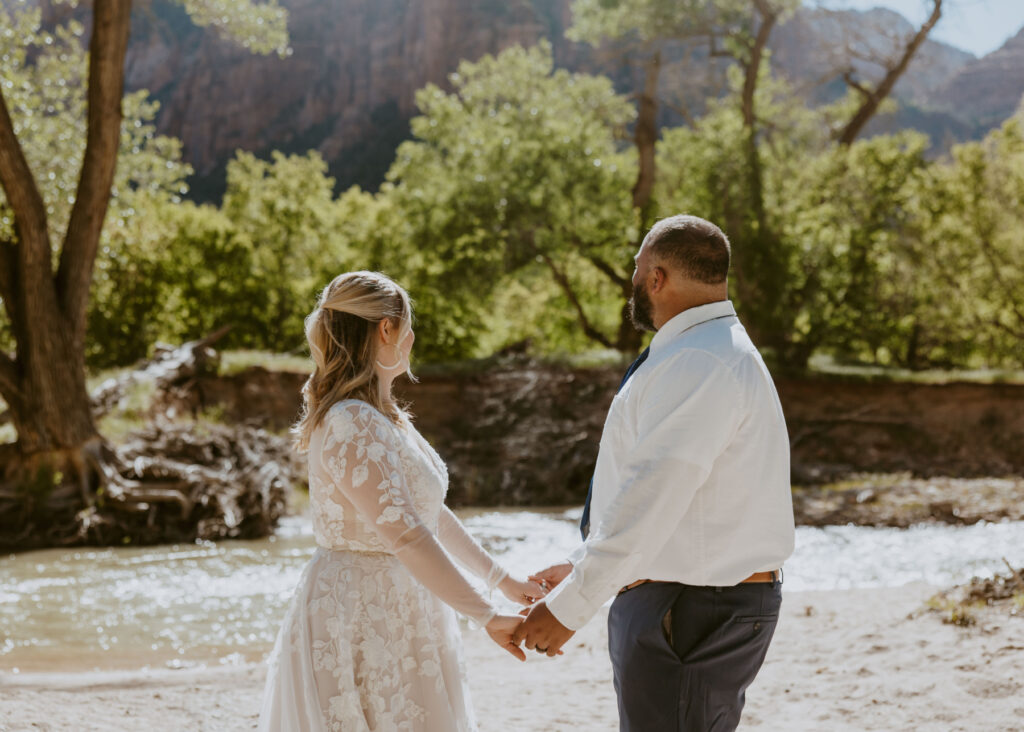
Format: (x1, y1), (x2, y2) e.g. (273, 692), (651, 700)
(258, 271), (544, 731)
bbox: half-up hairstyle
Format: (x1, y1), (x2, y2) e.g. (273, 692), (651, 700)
(292, 271), (415, 452)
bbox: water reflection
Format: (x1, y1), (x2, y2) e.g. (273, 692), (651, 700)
(2, 510), (1023, 672)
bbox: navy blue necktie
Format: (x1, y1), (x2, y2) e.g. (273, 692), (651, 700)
(579, 346), (650, 540)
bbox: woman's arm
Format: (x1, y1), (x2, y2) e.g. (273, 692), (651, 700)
(438, 506), (548, 606)
(319, 403), (497, 626)
(436, 506), (508, 589)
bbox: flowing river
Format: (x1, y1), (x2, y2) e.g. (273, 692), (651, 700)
(3, 509), (1023, 673)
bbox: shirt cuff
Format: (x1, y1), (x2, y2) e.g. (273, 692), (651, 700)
(566, 542), (587, 567)
(544, 573), (597, 631)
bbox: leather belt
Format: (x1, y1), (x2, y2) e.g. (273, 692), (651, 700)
(619, 570), (781, 594)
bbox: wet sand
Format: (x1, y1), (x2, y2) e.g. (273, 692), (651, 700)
(1, 584), (1022, 731)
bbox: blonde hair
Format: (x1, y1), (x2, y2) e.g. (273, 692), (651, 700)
(292, 271), (415, 452)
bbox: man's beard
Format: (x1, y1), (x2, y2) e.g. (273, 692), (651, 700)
(629, 280), (655, 332)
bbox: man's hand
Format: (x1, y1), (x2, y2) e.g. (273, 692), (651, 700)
(512, 601), (575, 658)
(528, 562), (573, 592)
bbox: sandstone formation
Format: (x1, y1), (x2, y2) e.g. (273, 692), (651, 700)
(932, 26), (1024, 129)
(109, 0), (1004, 198)
(173, 361), (1024, 508)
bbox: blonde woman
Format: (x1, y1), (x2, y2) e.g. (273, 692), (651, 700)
(258, 272), (543, 732)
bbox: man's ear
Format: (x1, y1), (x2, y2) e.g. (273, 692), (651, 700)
(649, 265), (667, 293)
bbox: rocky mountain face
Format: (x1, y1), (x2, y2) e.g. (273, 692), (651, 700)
(771, 7), (975, 106)
(123, 0), (577, 197)
(81, 2), (1024, 197)
(932, 26), (1024, 129)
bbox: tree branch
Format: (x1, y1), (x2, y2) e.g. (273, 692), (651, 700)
(0, 84), (54, 303)
(742, 0), (779, 129)
(842, 70), (872, 99)
(835, 0), (942, 146)
(662, 100), (697, 127)
(55, 0), (133, 353)
(585, 254), (631, 292)
(536, 250), (614, 349)
(708, 34), (734, 60)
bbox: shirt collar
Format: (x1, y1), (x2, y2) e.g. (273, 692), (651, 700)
(648, 300), (737, 354)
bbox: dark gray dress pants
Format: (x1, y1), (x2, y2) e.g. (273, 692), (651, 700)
(608, 579), (782, 731)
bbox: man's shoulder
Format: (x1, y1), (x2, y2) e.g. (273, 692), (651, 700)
(655, 321), (753, 369)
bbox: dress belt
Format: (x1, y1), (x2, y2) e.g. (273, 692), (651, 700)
(619, 570), (781, 594)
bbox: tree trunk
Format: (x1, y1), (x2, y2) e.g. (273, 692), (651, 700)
(0, 0), (132, 529)
(632, 49), (661, 226)
(727, 1), (787, 359)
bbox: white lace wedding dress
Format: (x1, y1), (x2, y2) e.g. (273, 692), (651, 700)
(258, 399), (508, 732)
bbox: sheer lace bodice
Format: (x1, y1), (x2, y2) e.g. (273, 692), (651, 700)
(309, 399), (446, 553)
(307, 399), (506, 625)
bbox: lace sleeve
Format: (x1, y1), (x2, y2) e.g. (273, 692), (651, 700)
(320, 402), (497, 626)
(437, 506), (508, 590)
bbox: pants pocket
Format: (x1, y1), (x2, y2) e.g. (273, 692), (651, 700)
(733, 614), (779, 634)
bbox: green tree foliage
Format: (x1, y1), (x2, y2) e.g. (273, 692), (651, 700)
(898, 114), (1024, 367)
(179, 0), (290, 55)
(385, 42), (639, 359)
(569, 0), (799, 46)
(220, 151), (351, 349)
(87, 150), (361, 366)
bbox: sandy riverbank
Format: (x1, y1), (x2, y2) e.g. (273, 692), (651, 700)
(1, 584), (1021, 731)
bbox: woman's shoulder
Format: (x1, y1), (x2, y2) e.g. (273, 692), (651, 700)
(325, 399), (405, 433)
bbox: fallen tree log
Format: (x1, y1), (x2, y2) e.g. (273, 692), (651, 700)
(0, 420), (299, 550)
(0, 330), (303, 551)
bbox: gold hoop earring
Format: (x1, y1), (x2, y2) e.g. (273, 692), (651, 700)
(375, 344), (404, 370)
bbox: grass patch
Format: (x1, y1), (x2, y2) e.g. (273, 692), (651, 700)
(926, 595), (982, 627)
(813, 472), (913, 493)
(806, 354), (1024, 385)
(220, 351), (313, 376)
(927, 563), (1024, 627)
(96, 379), (160, 443)
(85, 364), (139, 392)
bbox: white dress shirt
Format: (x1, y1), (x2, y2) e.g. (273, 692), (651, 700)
(545, 300), (796, 631)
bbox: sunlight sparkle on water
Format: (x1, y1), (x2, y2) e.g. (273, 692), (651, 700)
(2, 511), (1022, 671)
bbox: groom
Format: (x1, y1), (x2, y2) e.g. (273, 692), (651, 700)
(514, 215), (795, 731)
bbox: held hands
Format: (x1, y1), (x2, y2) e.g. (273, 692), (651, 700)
(498, 574), (548, 606)
(486, 565), (570, 660)
(487, 562), (574, 660)
(513, 602), (575, 658)
(527, 562), (572, 592)
(485, 614), (527, 662)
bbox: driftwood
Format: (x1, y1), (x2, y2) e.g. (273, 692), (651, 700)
(89, 325), (231, 419)
(73, 421), (296, 546)
(0, 329), (300, 551)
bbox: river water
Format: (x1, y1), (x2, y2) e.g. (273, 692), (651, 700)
(3, 508), (1023, 673)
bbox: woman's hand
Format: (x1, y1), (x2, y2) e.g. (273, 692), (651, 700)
(498, 575), (548, 606)
(485, 614), (527, 661)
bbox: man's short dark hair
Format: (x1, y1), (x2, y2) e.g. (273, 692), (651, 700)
(643, 215), (730, 284)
